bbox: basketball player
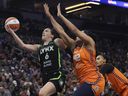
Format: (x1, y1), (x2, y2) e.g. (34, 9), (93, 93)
(5, 25), (66, 96)
(96, 55), (128, 96)
(44, 3), (105, 96)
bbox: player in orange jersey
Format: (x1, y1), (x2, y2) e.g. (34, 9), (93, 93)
(44, 3), (105, 96)
(96, 55), (128, 96)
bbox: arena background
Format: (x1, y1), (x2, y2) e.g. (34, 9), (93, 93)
(0, 0), (128, 96)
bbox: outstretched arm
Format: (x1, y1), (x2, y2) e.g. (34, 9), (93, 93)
(5, 25), (40, 52)
(43, 3), (75, 49)
(57, 4), (95, 50)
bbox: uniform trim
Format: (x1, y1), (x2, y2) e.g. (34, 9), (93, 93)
(58, 48), (61, 68)
(50, 71), (62, 80)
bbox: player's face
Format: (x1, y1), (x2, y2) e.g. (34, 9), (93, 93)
(96, 55), (106, 67)
(42, 28), (53, 41)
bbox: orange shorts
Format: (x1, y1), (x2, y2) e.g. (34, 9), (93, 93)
(91, 77), (105, 96)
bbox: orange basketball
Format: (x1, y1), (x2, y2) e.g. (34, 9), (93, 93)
(5, 17), (20, 32)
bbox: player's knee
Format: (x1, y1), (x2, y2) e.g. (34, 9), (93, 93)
(38, 91), (46, 96)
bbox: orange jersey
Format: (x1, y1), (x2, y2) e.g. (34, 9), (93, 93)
(106, 67), (128, 94)
(73, 46), (102, 84)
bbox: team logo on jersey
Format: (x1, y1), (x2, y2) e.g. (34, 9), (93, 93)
(59, 79), (64, 87)
(92, 85), (99, 92)
(43, 60), (52, 67)
(73, 54), (80, 61)
(40, 46), (54, 54)
(108, 81), (112, 88)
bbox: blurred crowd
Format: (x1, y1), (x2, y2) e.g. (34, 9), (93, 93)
(0, 19), (128, 96)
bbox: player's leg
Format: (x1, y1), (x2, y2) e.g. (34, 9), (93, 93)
(38, 82), (56, 96)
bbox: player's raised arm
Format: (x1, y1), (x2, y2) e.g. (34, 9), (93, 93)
(5, 25), (40, 52)
(43, 3), (75, 49)
(57, 4), (95, 49)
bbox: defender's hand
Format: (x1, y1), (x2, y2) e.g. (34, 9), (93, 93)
(57, 3), (62, 17)
(43, 3), (51, 17)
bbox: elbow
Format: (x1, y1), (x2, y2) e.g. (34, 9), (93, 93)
(19, 43), (26, 49)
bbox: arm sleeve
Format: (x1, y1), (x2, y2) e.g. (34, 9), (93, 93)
(100, 64), (114, 75)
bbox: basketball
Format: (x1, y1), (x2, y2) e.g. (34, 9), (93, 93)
(5, 17), (20, 32)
